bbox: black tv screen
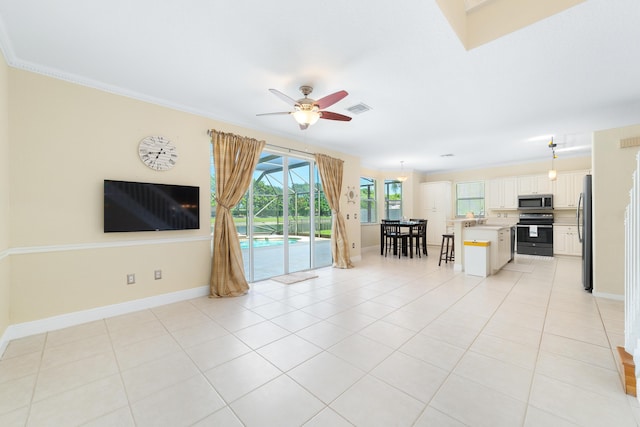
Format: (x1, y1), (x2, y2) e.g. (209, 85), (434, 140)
(104, 180), (200, 232)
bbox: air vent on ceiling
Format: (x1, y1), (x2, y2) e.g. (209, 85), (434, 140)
(345, 103), (372, 115)
(620, 136), (640, 149)
(440, 153), (455, 157)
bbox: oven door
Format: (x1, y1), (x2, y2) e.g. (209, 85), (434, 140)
(516, 224), (553, 256)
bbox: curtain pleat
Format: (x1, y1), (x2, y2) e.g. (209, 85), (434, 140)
(314, 153), (353, 269)
(210, 130), (265, 297)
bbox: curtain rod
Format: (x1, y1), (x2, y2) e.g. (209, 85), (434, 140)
(206, 129), (315, 157)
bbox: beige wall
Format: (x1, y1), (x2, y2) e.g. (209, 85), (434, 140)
(593, 125), (640, 296)
(5, 68), (361, 328)
(0, 50), (10, 337)
(7, 69), (215, 325)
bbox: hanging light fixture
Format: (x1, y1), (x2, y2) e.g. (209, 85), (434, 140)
(548, 138), (558, 180)
(397, 161), (408, 182)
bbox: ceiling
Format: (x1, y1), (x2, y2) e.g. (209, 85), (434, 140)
(0, 0), (639, 174)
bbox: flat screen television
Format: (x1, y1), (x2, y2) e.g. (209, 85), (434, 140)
(104, 179), (200, 232)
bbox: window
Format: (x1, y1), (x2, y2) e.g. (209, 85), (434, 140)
(384, 179), (403, 220)
(359, 177), (377, 223)
(456, 181), (485, 217)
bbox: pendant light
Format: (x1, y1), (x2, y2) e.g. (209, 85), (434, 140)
(397, 161), (408, 182)
(548, 138), (558, 181)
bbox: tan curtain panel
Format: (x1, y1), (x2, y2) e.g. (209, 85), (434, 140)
(210, 130), (265, 297)
(314, 153), (353, 269)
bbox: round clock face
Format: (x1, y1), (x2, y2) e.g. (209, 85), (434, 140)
(138, 136), (178, 171)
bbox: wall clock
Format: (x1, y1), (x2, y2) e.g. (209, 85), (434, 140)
(138, 136), (178, 171)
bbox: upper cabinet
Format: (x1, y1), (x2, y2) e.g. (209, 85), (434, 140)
(517, 174), (553, 195)
(554, 170), (589, 209)
(487, 177), (517, 209)
(483, 169), (588, 212)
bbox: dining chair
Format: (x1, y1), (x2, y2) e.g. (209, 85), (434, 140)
(382, 222), (408, 258)
(409, 219), (428, 257)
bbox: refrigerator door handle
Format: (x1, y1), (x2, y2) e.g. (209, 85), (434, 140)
(576, 192), (583, 243)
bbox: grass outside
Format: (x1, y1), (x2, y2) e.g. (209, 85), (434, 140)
(209, 216), (332, 237)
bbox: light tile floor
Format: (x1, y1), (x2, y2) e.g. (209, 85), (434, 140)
(1, 249), (640, 426)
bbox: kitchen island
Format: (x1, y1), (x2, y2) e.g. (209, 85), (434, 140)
(450, 219), (515, 275)
(450, 218), (484, 272)
(463, 225), (514, 275)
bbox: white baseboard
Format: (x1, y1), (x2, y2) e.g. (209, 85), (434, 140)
(0, 285), (210, 357)
(592, 291), (624, 301)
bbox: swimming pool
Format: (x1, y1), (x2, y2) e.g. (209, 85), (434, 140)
(239, 237), (300, 249)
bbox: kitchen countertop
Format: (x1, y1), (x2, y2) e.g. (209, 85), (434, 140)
(449, 218), (486, 224)
(553, 220), (578, 225)
(470, 225), (513, 231)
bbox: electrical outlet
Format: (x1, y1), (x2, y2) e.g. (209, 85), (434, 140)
(127, 274), (135, 285)
(352, 243), (355, 248)
(346, 214), (349, 219)
(154, 269), (162, 280)
(354, 213), (357, 219)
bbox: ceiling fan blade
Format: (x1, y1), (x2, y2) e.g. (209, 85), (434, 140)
(315, 90), (348, 109)
(269, 89), (298, 107)
(319, 111), (352, 121)
(256, 111), (291, 116)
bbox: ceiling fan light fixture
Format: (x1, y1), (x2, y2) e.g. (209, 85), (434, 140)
(293, 105), (321, 126)
(260, 87), (351, 129)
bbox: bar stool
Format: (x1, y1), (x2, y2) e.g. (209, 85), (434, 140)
(438, 234), (455, 266)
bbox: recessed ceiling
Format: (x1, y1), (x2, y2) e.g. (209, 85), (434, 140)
(464, 0), (494, 12)
(0, 0), (638, 174)
(440, 0), (587, 49)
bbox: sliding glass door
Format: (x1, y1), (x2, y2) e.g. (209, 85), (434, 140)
(286, 158), (313, 275)
(212, 149), (331, 282)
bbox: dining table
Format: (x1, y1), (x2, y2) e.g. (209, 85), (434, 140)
(379, 220), (425, 258)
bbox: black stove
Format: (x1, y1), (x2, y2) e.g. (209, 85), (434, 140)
(516, 213), (554, 256)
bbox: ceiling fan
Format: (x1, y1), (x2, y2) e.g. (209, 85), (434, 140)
(257, 85), (352, 130)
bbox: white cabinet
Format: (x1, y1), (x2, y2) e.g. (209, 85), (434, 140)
(554, 225), (581, 256)
(487, 177), (517, 209)
(463, 226), (512, 274)
(498, 228), (511, 267)
(554, 171), (588, 209)
(420, 181), (452, 245)
(517, 174), (553, 195)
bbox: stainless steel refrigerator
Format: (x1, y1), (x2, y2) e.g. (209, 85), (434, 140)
(577, 174), (593, 292)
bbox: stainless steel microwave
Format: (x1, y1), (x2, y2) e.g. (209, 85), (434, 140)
(518, 194), (553, 210)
